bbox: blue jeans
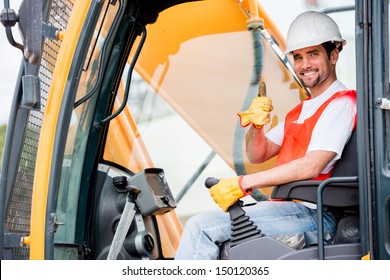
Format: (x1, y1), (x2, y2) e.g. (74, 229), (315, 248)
(174, 201), (337, 260)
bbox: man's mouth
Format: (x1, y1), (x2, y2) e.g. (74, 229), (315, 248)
(300, 69), (318, 77)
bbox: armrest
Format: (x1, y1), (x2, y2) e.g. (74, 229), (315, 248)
(271, 179), (359, 207)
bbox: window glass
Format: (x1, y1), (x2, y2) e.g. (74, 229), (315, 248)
(126, 72), (236, 221)
(54, 1), (120, 258)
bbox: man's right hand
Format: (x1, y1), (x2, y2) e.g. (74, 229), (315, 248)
(238, 96), (273, 129)
(209, 176), (252, 212)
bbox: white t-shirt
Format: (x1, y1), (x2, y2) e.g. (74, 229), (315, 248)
(266, 80), (356, 174)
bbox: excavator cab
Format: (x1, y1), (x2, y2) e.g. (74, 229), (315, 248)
(0, 0), (389, 261)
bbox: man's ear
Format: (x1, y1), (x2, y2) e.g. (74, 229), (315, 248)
(330, 48), (339, 65)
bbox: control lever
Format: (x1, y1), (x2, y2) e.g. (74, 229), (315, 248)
(107, 177), (140, 260)
(205, 177), (263, 248)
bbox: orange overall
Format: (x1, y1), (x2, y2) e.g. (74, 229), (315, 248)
(276, 90), (357, 180)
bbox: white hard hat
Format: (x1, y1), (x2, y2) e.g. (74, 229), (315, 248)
(285, 11), (346, 54)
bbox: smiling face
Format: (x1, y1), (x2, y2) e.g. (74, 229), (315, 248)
(292, 44), (339, 97)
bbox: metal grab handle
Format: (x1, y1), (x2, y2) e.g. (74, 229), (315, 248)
(316, 176), (358, 260)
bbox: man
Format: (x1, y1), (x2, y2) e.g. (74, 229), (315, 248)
(174, 11), (357, 260)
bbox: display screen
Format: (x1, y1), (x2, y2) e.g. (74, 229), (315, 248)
(145, 172), (166, 196)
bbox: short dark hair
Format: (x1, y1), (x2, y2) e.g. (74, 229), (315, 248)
(321, 41), (343, 58)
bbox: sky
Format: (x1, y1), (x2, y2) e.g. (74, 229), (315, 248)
(0, 0), (22, 124)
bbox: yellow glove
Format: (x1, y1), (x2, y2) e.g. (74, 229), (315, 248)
(209, 176), (252, 212)
(237, 96), (273, 129)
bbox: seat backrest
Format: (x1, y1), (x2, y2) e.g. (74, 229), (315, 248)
(329, 129), (357, 177)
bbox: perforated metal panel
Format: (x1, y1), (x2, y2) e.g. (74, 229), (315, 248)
(5, 0), (74, 259)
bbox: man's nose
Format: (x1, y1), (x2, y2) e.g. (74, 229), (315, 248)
(301, 57), (312, 69)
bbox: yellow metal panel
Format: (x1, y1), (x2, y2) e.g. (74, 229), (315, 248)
(30, 0), (92, 260)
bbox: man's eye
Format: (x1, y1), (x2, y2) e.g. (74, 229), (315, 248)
(294, 56), (302, 61)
